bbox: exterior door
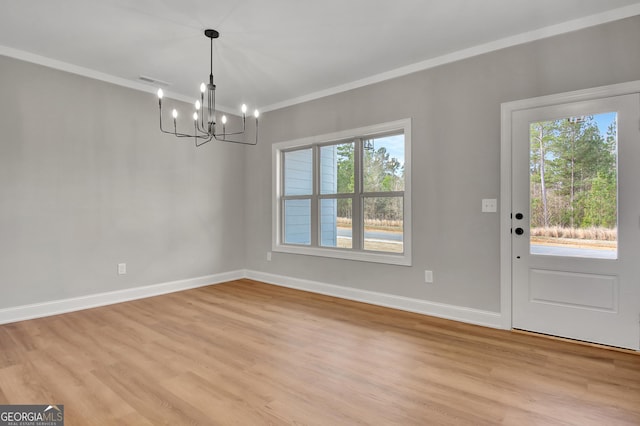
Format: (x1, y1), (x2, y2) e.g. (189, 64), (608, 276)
(512, 93), (640, 350)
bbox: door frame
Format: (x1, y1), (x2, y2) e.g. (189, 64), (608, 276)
(500, 80), (640, 331)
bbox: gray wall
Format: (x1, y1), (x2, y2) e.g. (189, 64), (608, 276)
(2, 16), (639, 314)
(245, 16), (640, 312)
(0, 56), (246, 309)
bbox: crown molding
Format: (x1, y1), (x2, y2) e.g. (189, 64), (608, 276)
(0, 45), (188, 103)
(2, 3), (639, 114)
(259, 3), (640, 112)
(0, 45), (238, 113)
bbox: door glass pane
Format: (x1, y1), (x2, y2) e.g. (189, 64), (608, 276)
(284, 148), (312, 196)
(363, 196), (403, 253)
(529, 112), (617, 259)
(363, 134), (405, 192)
(320, 142), (354, 194)
(320, 198), (352, 249)
(284, 199), (311, 245)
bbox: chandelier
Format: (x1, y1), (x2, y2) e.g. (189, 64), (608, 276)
(157, 29), (259, 146)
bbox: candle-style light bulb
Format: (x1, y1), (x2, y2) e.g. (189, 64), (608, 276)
(254, 110), (260, 119)
(241, 104), (247, 114)
(200, 83), (206, 93)
(157, 88), (164, 99)
(221, 115), (227, 125)
(172, 109), (178, 119)
(195, 100), (201, 110)
(193, 112), (198, 121)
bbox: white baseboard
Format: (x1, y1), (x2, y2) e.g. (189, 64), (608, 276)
(0, 270), (245, 325)
(0, 269), (502, 329)
(245, 270), (503, 329)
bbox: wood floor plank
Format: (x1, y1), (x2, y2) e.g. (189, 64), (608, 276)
(25, 349), (136, 424)
(0, 279), (639, 425)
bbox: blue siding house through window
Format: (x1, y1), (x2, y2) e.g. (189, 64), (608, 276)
(283, 147), (337, 246)
(284, 149), (312, 244)
(284, 199), (311, 244)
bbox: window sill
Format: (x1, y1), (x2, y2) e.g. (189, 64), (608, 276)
(272, 243), (412, 266)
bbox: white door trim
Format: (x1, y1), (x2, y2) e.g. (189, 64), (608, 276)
(500, 80), (640, 330)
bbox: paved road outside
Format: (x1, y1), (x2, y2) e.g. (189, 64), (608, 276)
(337, 228), (403, 242)
(530, 244), (616, 259)
(338, 228), (615, 258)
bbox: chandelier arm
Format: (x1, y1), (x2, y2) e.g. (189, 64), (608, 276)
(163, 122), (212, 139)
(158, 104), (189, 137)
(172, 132), (209, 139)
(211, 113), (248, 136)
(173, 121), (193, 138)
(195, 134), (214, 147)
(213, 136), (258, 145)
(161, 106), (213, 139)
(189, 127), (213, 139)
(160, 126), (206, 138)
(215, 129), (247, 137)
(159, 110), (188, 136)
(163, 119), (253, 142)
(190, 118), (211, 137)
(213, 120), (258, 145)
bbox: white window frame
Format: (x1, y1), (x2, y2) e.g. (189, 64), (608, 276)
(272, 118), (412, 266)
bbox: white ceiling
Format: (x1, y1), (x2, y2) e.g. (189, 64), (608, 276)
(1, 0), (640, 112)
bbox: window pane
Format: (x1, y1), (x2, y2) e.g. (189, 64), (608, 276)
(363, 134), (405, 192)
(320, 198), (352, 249)
(363, 196), (403, 253)
(284, 199), (311, 245)
(284, 149), (313, 196)
(320, 142), (354, 194)
(529, 112), (617, 259)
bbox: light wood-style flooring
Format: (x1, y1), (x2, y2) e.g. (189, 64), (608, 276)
(0, 279), (639, 425)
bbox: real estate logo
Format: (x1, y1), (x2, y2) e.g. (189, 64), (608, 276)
(0, 405), (64, 426)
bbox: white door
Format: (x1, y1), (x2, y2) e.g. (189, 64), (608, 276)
(512, 93), (640, 350)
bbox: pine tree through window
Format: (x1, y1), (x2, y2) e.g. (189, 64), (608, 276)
(529, 112), (618, 259)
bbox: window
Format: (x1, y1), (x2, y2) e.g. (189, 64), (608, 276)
(273, 119), (411, 265)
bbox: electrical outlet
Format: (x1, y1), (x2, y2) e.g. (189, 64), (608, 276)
(118, 263), (127, 275)
(266, 252), (272, 261)
(424, 270), (433, 283)
(482, 198), (497, 213)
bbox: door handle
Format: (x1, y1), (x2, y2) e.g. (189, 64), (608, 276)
(515, 227), (524, 235)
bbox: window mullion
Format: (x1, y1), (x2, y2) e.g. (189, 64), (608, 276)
(282, 194), (314, 201)
(352, 138), (362, 250)
(318, 193), (353, 200)
(311, 145), (319, 247)
(280, 150), (286, 245)
(361, 191), (405, 198)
